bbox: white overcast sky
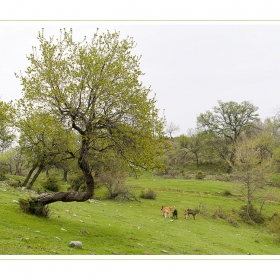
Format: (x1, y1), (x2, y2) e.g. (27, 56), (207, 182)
(2, 22), (280, 135)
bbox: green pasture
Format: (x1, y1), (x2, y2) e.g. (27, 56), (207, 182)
(1, 172), (280, 255)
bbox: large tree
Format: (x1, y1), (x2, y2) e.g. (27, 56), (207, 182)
(197, 100), (259, 172)
(16, 28), (165, 206)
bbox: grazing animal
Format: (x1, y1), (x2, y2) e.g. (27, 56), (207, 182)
(184, 208), (198, 220)
(161, 205), (174, 218)
(172, 209), (178, 219)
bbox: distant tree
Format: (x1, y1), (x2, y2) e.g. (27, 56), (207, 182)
(16, 28), (165, 207)
(197, 100), (259, 172)
(177, 129), (204, 167)
(0, 147), (26, 176)
(166, 122), (180, 139)
(0, 100), (15, 152)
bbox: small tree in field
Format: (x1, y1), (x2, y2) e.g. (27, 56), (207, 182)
(16, 28), (165, 208)
(233, 136), (272, 221)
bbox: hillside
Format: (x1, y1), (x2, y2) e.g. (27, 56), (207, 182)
(1, 173), (280, 255)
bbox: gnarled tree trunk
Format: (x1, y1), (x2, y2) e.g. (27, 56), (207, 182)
(22, 163), (38, 187)
(37, 139), (94, 206)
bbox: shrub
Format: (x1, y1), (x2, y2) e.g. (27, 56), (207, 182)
(195, 203), (207, 217)
(68, 174), (86, 192)
(222, 190), (232, 196)
(238, 204), (265, 224)
(140, 188), (157, 199)
(195, 170), (205, 180)
(266, 213), (280, 243)
(212, 206), (225, 219)
(19, 197), (50, 218)
(8, 179), (21, 188)
(217, 173), (231, 182)
(0, 170), (6, 181)
(41, 174), (60, 192)
(227, 217), (239, 227)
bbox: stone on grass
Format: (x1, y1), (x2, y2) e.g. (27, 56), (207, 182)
(69, 241), (82, 248)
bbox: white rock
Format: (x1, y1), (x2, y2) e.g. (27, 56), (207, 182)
(69, 241), (82, 248)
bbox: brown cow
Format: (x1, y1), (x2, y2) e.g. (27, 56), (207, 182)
(161, 205), (174, 218)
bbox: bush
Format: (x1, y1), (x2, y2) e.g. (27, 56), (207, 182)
(238, 204), (265, 224)
(267, 212), (280, 243)
(140, 188), (157, 199)
(41, 174), (60, 192)
(214, 173), (231, 182)
(0, 170), (6, 181)
(227, 217), (239, 227)
(195, 203), (207, 217)
(222, 190), (232, 196)
(8, 179), (21, 188)
(212, 206), (225, 219)
(195, 170), (205, 180)
(19, 197), (50, 218)
(68, 174), (86, 192)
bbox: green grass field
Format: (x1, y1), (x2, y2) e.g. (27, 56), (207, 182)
(1, 172), (280, 255)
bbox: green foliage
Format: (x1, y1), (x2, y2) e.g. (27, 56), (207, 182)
(139, 188), (157, 199)
(195, 170), (205, 180)
(222, 190), (232, 196)
(226, 216), (239, 227)
(267, 213), (280, 242)
(8, 179), (21, 188)
(212, 206), (225, 219)
(68, 174), (86, 192)
(0, 169), (6, 181)
(18, 197), (50, 218)
(0, 100), (15, 152)
(238, 204), (265, 224)
(41, 174), (60, 192)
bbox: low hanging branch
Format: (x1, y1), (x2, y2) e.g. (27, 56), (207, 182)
(37, 191), (93, 206)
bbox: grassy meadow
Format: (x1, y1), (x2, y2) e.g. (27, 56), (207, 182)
(1, 172), (280, 255)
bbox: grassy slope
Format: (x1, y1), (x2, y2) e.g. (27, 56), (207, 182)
(1, 173), (280, 255)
